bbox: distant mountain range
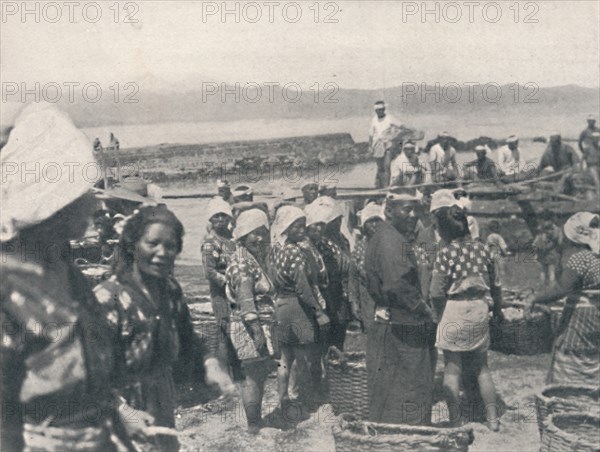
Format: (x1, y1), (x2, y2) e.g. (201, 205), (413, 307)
(60, 82), (599, 128)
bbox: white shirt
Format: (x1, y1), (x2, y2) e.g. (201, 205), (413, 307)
(369, 114), (401, 158)
(390, 152), (420, 184)
(498, 144), (520, 175)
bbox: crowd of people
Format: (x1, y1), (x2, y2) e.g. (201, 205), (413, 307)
(1, 103), (599, 451)
(369, 101), (600, 195)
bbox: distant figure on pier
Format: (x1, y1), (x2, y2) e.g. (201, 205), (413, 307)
(319, 182), (337, 199)
(300, 182), (319, 208)
(93, 137), (103, 152)
(368, 101), (402, 188)
(390, 142), (423, 187)
(109, 132), (120, 151)
(427, 132), (458, 182)
(464, 145), (499, 181)
(232, 185), (253, 203)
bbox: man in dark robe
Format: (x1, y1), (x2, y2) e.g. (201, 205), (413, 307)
(364, 188), (435, 425)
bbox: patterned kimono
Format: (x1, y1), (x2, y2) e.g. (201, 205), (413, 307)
(315, 237), (352, 350)
(549, 249), (600, 385)
(226, 245), (277, 363)
(95, 274), (208, 451)
(1, 255), (119, 452)
(268, 242), (326, 345)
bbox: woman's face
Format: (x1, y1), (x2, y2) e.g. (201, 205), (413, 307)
(210, 213), (231, 233)
(363, 217), (382, 238)
(306, 222), (325, 243)
(285, 218), (306, 243)
(135, 223), (179, 279)
(243, 226), (269, 255)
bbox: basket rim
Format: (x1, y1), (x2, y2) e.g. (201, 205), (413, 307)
(334, 413), (474, 437)
(545, 412), (600, 448)
(536, 384), (600, 403)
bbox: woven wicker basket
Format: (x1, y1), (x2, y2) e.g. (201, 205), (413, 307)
(490, 309), (552, 355)
(535, 385), (600, 441)
(541, 413), (600, 452)
(332, 413), (474, 452)
(325, 347), (369, 419)
(188, 304), (220, 354)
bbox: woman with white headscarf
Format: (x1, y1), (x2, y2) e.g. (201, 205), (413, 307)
(225, 209), (277, 434)
(269, 206), (330, 412)
(0, 104), (146, 450)
(525, 212), (600, 385)
(201, 197), (239, 378)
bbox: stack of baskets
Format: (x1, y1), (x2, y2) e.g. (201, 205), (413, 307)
(541, 413), (600, 452)
(490, 305), (552, 355)
(325, 346), (369, 419)
(187, 301), (219, 354)
(332, 413), (474, 452)
(535, 384), (600, 443)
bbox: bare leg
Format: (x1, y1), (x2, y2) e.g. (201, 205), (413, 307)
(239, 362), (269, 432)
(470, 351), (500, 431)
(443, 350), (462, 426)
(277, 346), (294, 406)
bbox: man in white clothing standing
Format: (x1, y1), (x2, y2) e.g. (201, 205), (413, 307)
(369, 100), (402, 188)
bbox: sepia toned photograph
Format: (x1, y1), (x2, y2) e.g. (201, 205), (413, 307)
(1, 1), (599, 451)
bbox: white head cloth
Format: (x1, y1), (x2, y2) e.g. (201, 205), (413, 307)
(430, 189), (461, 213)
(1, 103), (96, 241)
(271, 205), (305, 247)
(563, 212), (599, 254)
(358, 203), (384, 227)
(233, 208), (269, 241)
(207, 196), (233, 220)
(307, 196), (344, 225)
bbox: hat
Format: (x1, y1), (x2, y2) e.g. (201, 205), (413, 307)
(207, 196), (233, 220)
(304, 201), (331, 227)
(374, 101), (386, 110)
(440, 131), (451, 138)
(216, 179), (230, 189)
(506, 135), (519, 143)
(563, 211), (599, 254)
(319, 182), (337, 194)
(233, 185), (253, 197)
(386, 187), (423, 204)
(301, 181), (319, 190)
(475, 145), (487, 154)
(233, 208), (269, 241)
(430, 189), (461, 212)
(550, 131), (561, 138)
(271, 205), (305, 246)
(587, 114), (597, 121)
(358, 203), (384, 226)
(403, 142), (416, 150)
(308, 196), (344, 223)
(1, 103), (96, 241)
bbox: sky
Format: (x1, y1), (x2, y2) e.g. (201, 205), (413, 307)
(1, 0), (599, 94)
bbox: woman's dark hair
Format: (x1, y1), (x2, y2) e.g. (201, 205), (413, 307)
(435, 205), (469, 242)
(115, 205), (184, 275)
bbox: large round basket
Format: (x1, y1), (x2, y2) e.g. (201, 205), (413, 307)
(490, 309), (552, 355)
(187, 303), (220, 354)
(535, 385), (600, 441)
(541, 413), (600, 452)
(332, 413), (474, 452)
(325, 347), (369, 419)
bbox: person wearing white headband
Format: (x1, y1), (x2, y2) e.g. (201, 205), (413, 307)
(368, 100), (402, 188)
(225, 208), (277, 434)
(525, 211), (600, 386)
(497, 135), (521, 177)
(201, 196), (237, 376)
(363, 187), (435, 425)
(579, 113), (599, 159)
(300, 181), (319, 207)
(1, 103), (151, 450)
(269, 206), (330, 412)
